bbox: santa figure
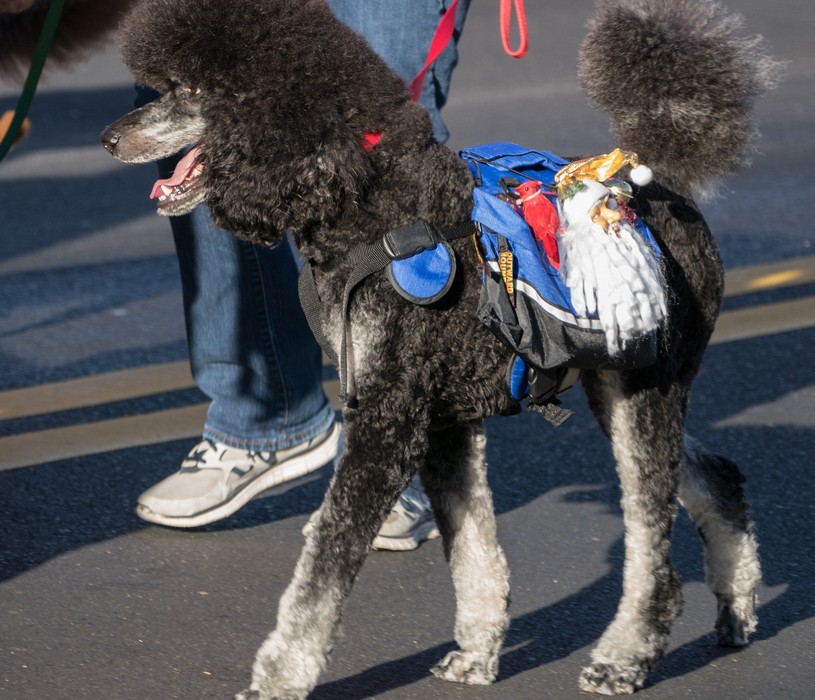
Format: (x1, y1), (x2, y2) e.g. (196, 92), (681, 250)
(554, 149), (667, 354)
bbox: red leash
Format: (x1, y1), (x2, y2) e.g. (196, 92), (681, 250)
(361, 0), (528, 151)
(409, 0), (529, 100)
(408, 0), (464, 101)
(500, 0), (528, 58)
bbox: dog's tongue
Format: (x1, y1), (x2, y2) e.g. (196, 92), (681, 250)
(150, 146), (203, 199)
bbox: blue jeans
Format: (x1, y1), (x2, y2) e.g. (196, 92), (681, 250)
(330, 0), (470, 142)
(151, 0), (470, 450)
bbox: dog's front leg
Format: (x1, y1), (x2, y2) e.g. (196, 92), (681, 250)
(237, 402), (429, 700)
(422, 421), (510, 686)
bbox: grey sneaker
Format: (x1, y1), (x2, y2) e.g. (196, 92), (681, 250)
(303, 477), (440, 552)
(136, 422), (341, 528)
(373, 480), (441, 551)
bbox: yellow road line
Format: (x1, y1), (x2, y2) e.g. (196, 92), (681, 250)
(724, 254), (815, 297)
(6, 292), (814, 471)
(1, 257), (811, 423)
(0, 360), (194, 421)
(711, 296), (815, 345)
(0, 404), (207, 472)
(1, 256), (814, 472)
(0, 380), (341, 472)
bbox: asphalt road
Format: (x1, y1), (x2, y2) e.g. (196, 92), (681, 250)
(1, 2), (814, 699)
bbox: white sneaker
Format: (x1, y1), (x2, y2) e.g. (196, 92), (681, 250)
(136, 423), (341, 528)
(303, 477), (440, 552)
(372, 481), (441, 551)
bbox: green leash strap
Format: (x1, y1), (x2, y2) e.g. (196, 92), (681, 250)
(0, 0), (67, 163)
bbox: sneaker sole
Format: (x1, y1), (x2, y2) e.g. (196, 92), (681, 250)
(305, 513), (440, 551)
(136, 422), (342, 528)
(372, 519), (440, 552)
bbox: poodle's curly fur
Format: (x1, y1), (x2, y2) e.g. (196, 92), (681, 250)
(102, 0), (778, 697)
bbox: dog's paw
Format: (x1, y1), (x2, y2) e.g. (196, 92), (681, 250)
(431, 649), (497, 685)
(578, 662), (646, 695)
(234, 691), (259, 700)
(715, 596), (757, 648)
(235, 691), (302, 700)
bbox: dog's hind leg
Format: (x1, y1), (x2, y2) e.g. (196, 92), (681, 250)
(422, 421), (510, 686)
(679, 436), (760, 646)
(237, 402), (429, 700)
(578, 371), (685, 695)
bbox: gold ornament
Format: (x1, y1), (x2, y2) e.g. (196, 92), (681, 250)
(555, 148), (642, 196)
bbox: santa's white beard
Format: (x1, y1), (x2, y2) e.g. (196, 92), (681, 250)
(557, 218), (667, 354)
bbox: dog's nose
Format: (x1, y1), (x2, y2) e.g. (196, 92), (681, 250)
(100, 126), (120, 153)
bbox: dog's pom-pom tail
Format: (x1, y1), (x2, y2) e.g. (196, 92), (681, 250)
(579, 0), (783, 189)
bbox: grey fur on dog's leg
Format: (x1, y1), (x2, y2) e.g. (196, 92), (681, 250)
(423, 422), (509, 686)
(239, 532), (342, 700)
(579, 372), (685, 695)
(241, 402), (428, 700)
(680, 437), (760, 647)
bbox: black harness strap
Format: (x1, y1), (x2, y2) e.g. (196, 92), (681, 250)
(337, 240), (393, 403)
(297, 261), (336, 366)
(298, 219), (475, 404)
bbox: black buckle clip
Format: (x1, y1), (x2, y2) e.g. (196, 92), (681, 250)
(382, 220), (440, 261)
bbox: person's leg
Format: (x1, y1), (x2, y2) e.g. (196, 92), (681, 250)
(170, 206), (332, 449)
(134, 87), (338, 528)
(137, 197), (338, 528)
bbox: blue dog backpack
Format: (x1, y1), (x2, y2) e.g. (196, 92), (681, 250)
(460, 142), (662, 394)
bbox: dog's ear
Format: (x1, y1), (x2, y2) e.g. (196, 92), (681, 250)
(0, 0), (133, 82)
(204, 122), (373, 247)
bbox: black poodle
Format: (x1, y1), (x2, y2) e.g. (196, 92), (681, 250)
(101, 0), (778, 697)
